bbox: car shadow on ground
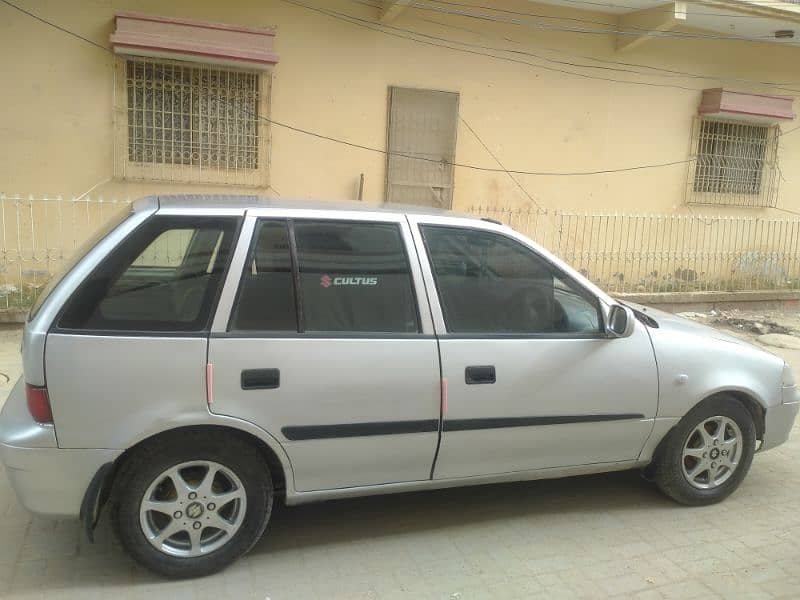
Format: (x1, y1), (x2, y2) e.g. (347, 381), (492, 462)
(7, 469), (674, 593)
(252, 469), (672, 554)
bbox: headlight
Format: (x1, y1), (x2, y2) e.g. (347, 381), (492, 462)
(782, 362), (796, 387)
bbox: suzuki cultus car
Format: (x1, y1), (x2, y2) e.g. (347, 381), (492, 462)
(1, 196), (797, 578)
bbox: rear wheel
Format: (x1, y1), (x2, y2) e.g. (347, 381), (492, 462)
(653, 395), (756, 506)
(112, 431), (272, 578)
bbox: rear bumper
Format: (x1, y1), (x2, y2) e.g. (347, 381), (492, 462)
(0, 443), (120, 518)
(760, 386), (799, 452)
(0, 376), (120, 518)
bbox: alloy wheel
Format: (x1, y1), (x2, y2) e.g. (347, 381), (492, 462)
(681, 416), (743, 490)
(138, 460), (247, 558)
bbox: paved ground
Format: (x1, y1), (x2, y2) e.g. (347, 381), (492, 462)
(0, 317), (799, 599)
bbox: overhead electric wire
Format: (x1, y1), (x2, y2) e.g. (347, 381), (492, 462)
(348, 0), (800, 45)
(459, 116), (546, 211)
(370, 0), (800, 45)
(261, 113), (695, 175)
(423, 0), (800, 22)
(7, 0), (800, 181)
(402, 12), (800, 90)
(350, 0), (800, 88)
(281, 0), (707, 91)
(349, 0), (800, 92)
(0, 0), (111, 51)
(286, 0), (800, 95)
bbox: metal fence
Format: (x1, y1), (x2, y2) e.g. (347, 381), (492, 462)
(469, 206), (800, 295)
(0, 194), (132, 311)
(2, 195), (800, 313)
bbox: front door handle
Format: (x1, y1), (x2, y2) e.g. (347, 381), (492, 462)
(465, 365), (496, 385)
(241, 368), (280, 390)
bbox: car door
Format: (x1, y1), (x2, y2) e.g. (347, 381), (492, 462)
(409, 216), (658, 480)
(208, 210), (442, 492)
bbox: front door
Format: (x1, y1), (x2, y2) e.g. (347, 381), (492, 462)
(414, 221), (658, 480)
(208, 214), (441, 492)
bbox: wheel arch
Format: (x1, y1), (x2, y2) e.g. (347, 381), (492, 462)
(644, 388), (766, 471)
(718, 390), (765, 442)
(84, 424), (291, 540)
(111, 424), (288, 496)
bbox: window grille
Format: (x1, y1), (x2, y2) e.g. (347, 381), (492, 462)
(687, 118), (779, 208)
(115, 56), (270, 187)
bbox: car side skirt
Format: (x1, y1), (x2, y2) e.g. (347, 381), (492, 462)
(284, 459), (645, 506)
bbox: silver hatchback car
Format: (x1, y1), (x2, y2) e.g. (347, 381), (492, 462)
(1, 196), (797, 577)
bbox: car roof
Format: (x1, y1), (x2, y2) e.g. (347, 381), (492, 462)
(146, 194), (479, 220)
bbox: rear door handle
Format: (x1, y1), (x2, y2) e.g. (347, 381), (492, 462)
(241, 368), (280, 390)
(465, 365), (496, 385)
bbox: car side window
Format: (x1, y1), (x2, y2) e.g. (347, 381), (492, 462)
(229, 220), (298, 332)
(58, 216), (237, 331)
(293, 221), (420, 333)
(421, 225), (600, 335)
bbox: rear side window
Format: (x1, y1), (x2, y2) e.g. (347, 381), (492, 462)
(294, 221), (419, 333)
(57, 216), (238, 332)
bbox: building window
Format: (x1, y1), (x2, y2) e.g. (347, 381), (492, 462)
(688, 118), (779, 207)
(386, 87), (459, 208)
(115, 56), (270, 186)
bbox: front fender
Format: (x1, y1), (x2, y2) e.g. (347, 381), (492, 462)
(649, 326), (783, 418)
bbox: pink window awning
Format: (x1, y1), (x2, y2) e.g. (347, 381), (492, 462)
(110, 12), (278, 70)
(699, 88), (794, 123)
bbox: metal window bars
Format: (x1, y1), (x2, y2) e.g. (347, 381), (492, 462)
(687, 118), (780, 208)
(115, 56), (270, 187)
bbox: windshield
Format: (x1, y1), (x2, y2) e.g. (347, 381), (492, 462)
(28, 206), (134, 320)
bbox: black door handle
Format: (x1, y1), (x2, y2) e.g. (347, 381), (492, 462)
(241, 368), (280, 390)
(465, 365), (496, 385)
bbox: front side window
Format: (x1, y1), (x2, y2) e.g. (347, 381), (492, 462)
(58, 216), (237, 331)
(294, 221), (419, 333)
(422, 226), (600, 335)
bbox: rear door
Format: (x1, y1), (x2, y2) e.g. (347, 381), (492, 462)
(208, 210), (442, 492)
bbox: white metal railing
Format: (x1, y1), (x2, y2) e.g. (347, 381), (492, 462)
(469, 206), (800, 295)
(0, 194), (132, 312)
(2, 195), (800, 312)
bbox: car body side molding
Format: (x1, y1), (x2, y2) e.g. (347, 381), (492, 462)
(282, 413), (646, 441)
(443, 414), (646, 431)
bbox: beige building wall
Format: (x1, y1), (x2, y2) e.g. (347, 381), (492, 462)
(0, 0), (798, 218)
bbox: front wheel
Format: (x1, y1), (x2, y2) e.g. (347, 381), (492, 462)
(112, 431), (273, 578)
(653, 395), (756, 506)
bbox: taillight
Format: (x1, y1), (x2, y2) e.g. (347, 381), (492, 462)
(25, 384), (53, 424)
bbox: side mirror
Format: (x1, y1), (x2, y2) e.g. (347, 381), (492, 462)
(606, 305), (635, 338)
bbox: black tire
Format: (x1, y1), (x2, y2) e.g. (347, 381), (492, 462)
(653, 394), (756, 506)
(111, 430), (272, 578)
